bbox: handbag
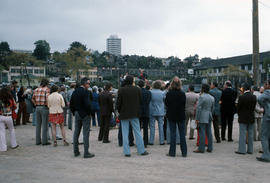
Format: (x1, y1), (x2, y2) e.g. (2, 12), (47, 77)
(190, 119), (197, 130)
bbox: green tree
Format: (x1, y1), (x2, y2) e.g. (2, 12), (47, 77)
(5, 52), (42, 66)
(0, 41), (12, 69)
(63, 47), (91, 81)
(69, 41), (87, 51)
(33, 40), (50, 61)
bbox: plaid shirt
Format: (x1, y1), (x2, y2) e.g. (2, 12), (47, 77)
(32, 86), (50, 106)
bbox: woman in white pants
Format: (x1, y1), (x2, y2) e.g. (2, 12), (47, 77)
(0, 87), (18, 151)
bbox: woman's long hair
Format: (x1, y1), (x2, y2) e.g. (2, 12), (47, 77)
(0, 87), (13, 106)
(169, 76), (182, 90)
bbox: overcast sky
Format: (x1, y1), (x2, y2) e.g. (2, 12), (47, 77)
(1, 0), (270, 59)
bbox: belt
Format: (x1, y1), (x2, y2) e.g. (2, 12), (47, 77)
(1, 114), (12, 116)
(36, 105), (47, 107)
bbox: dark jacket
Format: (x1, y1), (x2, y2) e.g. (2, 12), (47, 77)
(99, 91), (114, 116)
(17, 90), (26, 103)
(140, 88), (152, 118)
(116, 85), (142, 120)
(237, 91), (257, 124)
(91, 92), (100, 111)
(220, 87), (237, 114)
(165, 89), (186, 122)
(70, 87), (91, 118)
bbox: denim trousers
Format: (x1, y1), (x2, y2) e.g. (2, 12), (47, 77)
(168, 120), (187, 156)
(238, 123), (254, 153)
(121, 118), (145, 155)
(35, 106), (49, 145)
(198, 122), (213, 152)
(167, 121), (180, 144)
(32, 108), (36, 126)
(73, 112), (91, 155)
(260, 118), (270, 160)
(118, 121), (134, 146)
(149, 115), (164, 144)
(91, 109), (100, 126)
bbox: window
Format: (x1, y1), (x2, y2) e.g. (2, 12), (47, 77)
(248, 65), (252, 70)
(34, 69), (39, 74)
(241, 65), (245, 70)
(11, 69), (16, 73)
(39, 70), (44, 74)
(28, 69), (33, 74)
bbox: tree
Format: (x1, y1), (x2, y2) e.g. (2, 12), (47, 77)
(0, 41), (12, 69)
(5, 52), (42, 66)
(63, 47), (91, 81)
(33, 40), (50, 61)
(69, 41), (87, 51)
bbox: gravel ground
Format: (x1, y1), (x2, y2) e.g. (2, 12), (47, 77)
(0, 118), (269, 183)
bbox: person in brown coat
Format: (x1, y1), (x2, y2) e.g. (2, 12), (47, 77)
(98, 83), (114, 143)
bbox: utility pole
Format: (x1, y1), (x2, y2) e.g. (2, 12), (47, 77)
(252, 0), (260, 86)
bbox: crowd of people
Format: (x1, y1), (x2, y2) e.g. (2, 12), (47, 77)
(0, 76), (270, 163)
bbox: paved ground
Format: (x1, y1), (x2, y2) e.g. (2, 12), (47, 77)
(0, 119), (269, 183)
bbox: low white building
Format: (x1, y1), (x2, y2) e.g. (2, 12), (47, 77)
(9, 66), (46, 81)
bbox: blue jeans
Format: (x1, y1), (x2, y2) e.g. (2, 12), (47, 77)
(32, 108), (36, 126)
(167, 122), (180, 144)
(238, 123), (254, 153)
(91, 109), (100, 126)
(260, 118), (270, 160)
(149, 115), (164, 144)
(121, 118), (145, 155)
(168, 121), (187, 156)
(198, 123), (213, 152)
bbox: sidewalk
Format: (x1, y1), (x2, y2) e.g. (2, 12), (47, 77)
(0, 121), (269, 183)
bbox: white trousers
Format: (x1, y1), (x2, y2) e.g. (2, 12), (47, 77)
(0, 115), (17, 151)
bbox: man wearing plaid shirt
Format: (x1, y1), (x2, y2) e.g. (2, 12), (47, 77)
(32, 78), (50, 145)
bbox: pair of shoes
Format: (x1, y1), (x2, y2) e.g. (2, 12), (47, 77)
(125, 154), (131, 157)
(182, 154), (187, 157)
(259, 150), (263, 153)
(222, 138), (226, 141)
(74, 152), (80, 157)
(141, 151), (149, 156)
(193, 150), (204, 153)
(247, 152), (253, 154)
(63, 140), (69, 146)
(256, 157), (270, 162)
(84, 153), (95, 158)
(160, 143), (165, 145)
(189, 137), (195, 140)
(53, 141), (57, 147)
(42, 142), (51, 146)
(166, 153), (175, 157)
(36, 143), (41, 145)
(207, 149), (212, 153)
(228, 139), (234, 142)
(11, 145), (19, 149)
(103, 140), (111, 143)
(148, 143), (154, 146)
(217, 140), (221, 143)
(235, 151), (245, 155)
(98, 139), (102, 141)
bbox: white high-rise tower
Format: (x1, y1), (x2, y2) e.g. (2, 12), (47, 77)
(106, 35), (121, 56)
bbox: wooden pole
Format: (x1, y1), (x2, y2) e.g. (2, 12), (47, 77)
(252, 0), (260, 86)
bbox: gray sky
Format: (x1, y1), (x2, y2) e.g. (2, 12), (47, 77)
(1, 0), (270, 59)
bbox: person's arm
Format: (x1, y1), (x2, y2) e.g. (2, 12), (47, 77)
(116, 89), (122, 112)
(258, 93), (266, 108)
(83, 90), (91, 115)
(237, 96), (243, 114)
(195, 96), (203, 122)
(108, 93), (114, 113)
(60, 95), (65, 108)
